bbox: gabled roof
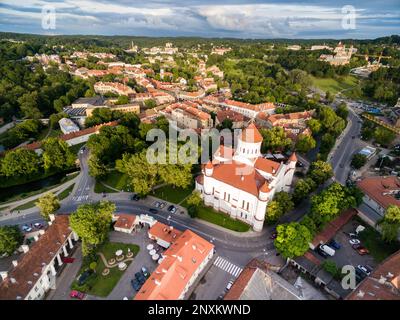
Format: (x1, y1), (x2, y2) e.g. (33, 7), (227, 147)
(240, 123), (263, 143)
(357, 176), (400, 209)
(0, 216), (71, 300)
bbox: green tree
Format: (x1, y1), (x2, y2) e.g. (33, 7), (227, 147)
(88, 155), (107, 178)
(373, 127), (396, 146)
(116, 151), (159, 196)
(260, 127), (292, 153)
(351, 154), (367, 169)
(70, 201), (115, 256)
(42, 138), (76, 171)
(144, 99), (157, 109)
(274, 222), (312, 259)
(321, 260), (340, 278)
(307, 119), (322, 135)
(295, 134), (316, 154)
(0, 225), (24, 256)
(379, 205), (400, 242)
(293, 178), (317, 204)
(186, 191), (202, 207)
(336, 103), (349, 120)
(1, 148), (41, 177)
(308, 160), (333, 185)
(115, 95), (129, 105)
(35, 192), (60, 221)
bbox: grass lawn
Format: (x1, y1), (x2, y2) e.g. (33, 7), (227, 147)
(11, 199), (37, 212)
(358, 226), (400, 263)
(95, 170), (130, 193)
(311, 75), (359, 95)
(195, 205), (250, 232)
(94, 181), (118, 194)
(71, 242), (140, 297)
(57, 184), (75, 201)
(152, 185), (193, 204)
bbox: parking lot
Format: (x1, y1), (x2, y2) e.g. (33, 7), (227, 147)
(315, 218), (378, 282)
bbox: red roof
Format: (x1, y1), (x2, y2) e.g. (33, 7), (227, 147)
(240, 123), (263, 143)
(357, 176), (400, 210)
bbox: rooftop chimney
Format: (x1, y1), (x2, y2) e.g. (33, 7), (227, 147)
(12, 260), (18, 267)
(49, 214), (56, 223)
(21, 245), (29, 253)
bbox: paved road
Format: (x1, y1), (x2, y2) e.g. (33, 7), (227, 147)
(329, 100), (365, 184)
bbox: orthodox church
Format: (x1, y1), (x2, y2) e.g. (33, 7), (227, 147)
(195, 123), (297, 232)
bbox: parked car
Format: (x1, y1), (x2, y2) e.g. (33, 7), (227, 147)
(316, 246), (329, 258)
(355, 268), (367, 281)
(352, 244), (369, 255)
(131, 194), (140, 201)
(154, 201), (161, 208)
(349, 239), (361, 245)
(131, 279), (141, 292)
(225, 279), (234, 292)
(159, 202), (166, 209)
(168, 205), (177, 214)
(357, 265), (371, 276)
(149, 208), (158, 214)
(70, 290), (86, 300)
(141, 267), (150, 278)
(78, 270), (92, 285)
(320, 244), (335, 257)
(33, 223), (43, 229)
(328, 239), (341, 250)
(21, 225), (32, 232)
(135, 271), (146, 285)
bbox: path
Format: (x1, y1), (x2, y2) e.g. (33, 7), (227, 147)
(97, 252), (133, 268)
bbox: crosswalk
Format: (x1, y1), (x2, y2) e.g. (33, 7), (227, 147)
(72, 195), (89, 202)
(213, 256), (243, 278)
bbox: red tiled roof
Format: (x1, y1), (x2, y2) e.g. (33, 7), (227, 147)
(0, 216), (71, 300)
(254, 157), (281, 175)
(346, 250), (400, 300)
(148, 222), (182, 245)
(210, 161), (267, 197)
(135, 229), (214, 300)
(114, 214), (137, 230)
(357, 176), (400, 209)
(240, 123), (263, 143)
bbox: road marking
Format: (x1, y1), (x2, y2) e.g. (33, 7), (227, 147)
(213, 256), (243, 277)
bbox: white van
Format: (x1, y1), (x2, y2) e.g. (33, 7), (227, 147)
(320, 244), (336, 257)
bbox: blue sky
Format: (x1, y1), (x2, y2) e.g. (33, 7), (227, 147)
(0, 0), (399, 39)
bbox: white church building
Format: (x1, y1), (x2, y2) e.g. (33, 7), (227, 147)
(195, 123), (297, 232)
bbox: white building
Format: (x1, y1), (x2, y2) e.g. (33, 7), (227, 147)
(195, 123), (297, 232)
(58, 118), (80, 134)
(0, 215), (79, 300)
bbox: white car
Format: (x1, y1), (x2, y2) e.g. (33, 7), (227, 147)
(349, 239), (361, 245)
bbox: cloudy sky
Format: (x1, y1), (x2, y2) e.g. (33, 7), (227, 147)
(0, 0), (399, 39)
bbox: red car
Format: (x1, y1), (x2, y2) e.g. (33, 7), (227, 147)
(352, 244), (369, 255)
(70, 290), (86, 300)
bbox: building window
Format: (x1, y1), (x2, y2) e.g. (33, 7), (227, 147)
(246, 202), (250, 211)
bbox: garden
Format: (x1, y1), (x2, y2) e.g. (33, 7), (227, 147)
(71, 242), (140, 297)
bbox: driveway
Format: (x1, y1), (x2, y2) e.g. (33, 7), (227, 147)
(46, 245), (83, 300)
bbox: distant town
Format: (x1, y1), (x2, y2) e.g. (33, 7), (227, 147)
(0, 31), (399, 303)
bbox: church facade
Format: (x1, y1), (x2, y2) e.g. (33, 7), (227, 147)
(195, 123), (297, 232)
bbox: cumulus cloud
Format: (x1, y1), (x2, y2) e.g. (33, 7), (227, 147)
(0, 0), (399, 38)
